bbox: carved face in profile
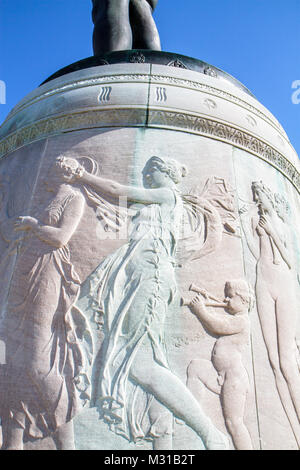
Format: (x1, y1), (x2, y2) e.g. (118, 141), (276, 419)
(44, 157), (80, 191)
(224, 283), (248, 315)
(142, 156), (186, 189)
(251, 183), (274, 214)
(142, 163), (167, 189)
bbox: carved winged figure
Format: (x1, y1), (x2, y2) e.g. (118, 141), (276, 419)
(186, 280), (254, 450)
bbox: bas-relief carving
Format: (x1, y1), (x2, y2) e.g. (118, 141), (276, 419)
(1, 140), (299, 451)
(167, 59), (187, 69)
(0, 152), (129, 450)
(203, 67), (218, 78)
(184, 281), (254, 450)
(0, 157), (96, 450)
(98, 87), (112, 103)
(71, 156), (231, 450)
(0, 161), (41, 322)
(240, 181), (300, 446)
(0, 148), (242, 450)
(155, 87), (167, 102)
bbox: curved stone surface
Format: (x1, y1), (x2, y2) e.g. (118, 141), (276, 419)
(0, 61), (299, 189)
(0, 59), (299, 451)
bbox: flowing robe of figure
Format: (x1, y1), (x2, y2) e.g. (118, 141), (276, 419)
(77, 190), (182, 441)
(0, 187), (93, 439)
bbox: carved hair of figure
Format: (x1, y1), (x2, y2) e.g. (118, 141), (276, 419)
(143, 156), (188, 184)
(251, 181), (275, 208)
(274, 192), (291, 222)
(224, 279), (255, 310)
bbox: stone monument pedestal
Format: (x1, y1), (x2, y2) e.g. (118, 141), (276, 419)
(0, 51), (299, 450)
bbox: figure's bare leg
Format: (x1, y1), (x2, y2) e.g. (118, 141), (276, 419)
(276, 294), (300, 422)
(2, 420), (24, 450)
(148, 400), (173, 450)
(187, 359), (221, 400)
(130, 0), (161, 50)
(93, 0), (132, 55)
(53, 421), (75, 450)
(130, 355), (229, 450)
(221, 370), (253, 450)
(256, 284), (300, 444)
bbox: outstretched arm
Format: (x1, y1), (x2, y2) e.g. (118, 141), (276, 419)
(80, 170), (173, 205)
(15, 194), (85, 249)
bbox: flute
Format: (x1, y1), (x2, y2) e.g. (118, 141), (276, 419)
(181, 298), (227, 308)
(189, 283), (224, 303)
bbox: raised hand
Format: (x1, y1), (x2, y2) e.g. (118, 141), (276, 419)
(14, 216), (38, 232)
(258, 215), (273, 236)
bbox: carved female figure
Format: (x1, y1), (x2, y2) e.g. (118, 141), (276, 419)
(92, 0), (161, 55)
(0, 157), (93, 450)
(241, 181), (300, 431)
(66, 155), (229, 450)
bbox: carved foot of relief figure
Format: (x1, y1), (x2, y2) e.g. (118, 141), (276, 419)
(183, 280), (254, 450)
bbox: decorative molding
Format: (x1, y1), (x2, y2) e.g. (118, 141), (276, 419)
(3, 73), (286, 140)
(129, 52), (146, 63)
(0, 108), (299, 192)
(155, 87), (167, 102)
(167, 59), (188, 69)
(149, 74), (286, 137)
(147, 110), (299, 190)
(98, 86), (112, 102)
(245, 115), (257, 128)
(0, 108), (147, 156)
(203, 66), (218, 78)
(3, 74), (151, 123)
(204, 98), (217, 111)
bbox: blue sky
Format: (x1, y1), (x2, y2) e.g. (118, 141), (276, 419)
(0, 0), (300, 158)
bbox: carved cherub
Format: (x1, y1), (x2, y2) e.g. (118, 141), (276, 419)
(185, 280), (254, 450)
